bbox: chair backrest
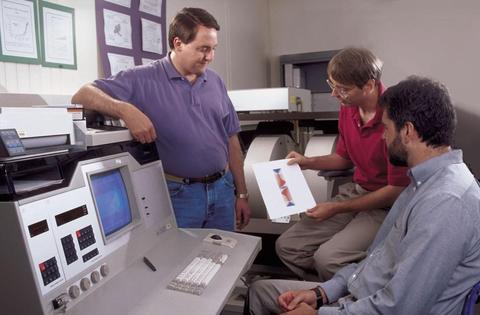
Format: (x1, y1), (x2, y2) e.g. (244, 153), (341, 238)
(462, 280), (480, 315)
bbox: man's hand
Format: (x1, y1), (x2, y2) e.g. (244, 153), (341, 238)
(281, 302), (317, 315)
(278, 289), (317, 312)
(71, 84), (157, 144)
(305, 202), (341, 222)
(121, 103), (157, 144)
(286, 151), (309, 169)
(235, 198), (251, 230)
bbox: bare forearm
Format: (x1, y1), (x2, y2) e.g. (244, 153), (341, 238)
(303, 153), (354, 171)
(336, 185), (405, 213)
(71, 84), (132, 119)
(228, 135), (247, 193)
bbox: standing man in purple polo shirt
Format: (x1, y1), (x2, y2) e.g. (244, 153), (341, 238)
(71, 7), (251, 231)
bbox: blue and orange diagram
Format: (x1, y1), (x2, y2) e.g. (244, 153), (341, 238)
(273, 168), (295, 207)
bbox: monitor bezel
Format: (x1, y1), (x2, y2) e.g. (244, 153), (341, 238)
(87, 165), (141, 244)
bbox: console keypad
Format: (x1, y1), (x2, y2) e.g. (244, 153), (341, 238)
(76, 225), (96, 250)
(39, 257), (60, 286)
(61, 234), (78, 265)
(82, 248), (99, 263)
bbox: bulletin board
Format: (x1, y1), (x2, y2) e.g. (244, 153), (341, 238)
(95, 0), (166, 78)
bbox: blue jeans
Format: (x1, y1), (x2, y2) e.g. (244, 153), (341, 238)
(166, 171), (235, 231)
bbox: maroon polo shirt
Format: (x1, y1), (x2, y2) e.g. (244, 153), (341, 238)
(335, 85), (410, 191)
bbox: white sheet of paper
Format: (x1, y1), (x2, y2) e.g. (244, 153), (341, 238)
(103, 9), (132, 49)
(252, 159), (316, 219)
(141, 18), (162, 54)
(42, 7), (74, 65)
(271, 216), (291, 224)
(0, 0), (38, 58)
(139, 0), (162, 17)
(104, 0), (131, 8)
(107, 53), (134, 76)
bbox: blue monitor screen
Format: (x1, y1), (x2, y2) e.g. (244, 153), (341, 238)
(90, 169), (132, 237)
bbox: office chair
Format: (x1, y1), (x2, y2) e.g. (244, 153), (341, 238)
(316, 168), (355, 200)
(462, 280), (480, 315)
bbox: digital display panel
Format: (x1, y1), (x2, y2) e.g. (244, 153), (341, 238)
(90, 169), (132, 237)
(55, 205), (88, 226)
(28, 220), (49, 238)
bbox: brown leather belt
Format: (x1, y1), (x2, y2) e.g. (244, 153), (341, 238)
(165, 167), (228, 185)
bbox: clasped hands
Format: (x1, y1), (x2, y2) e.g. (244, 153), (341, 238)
(278, 289), (318, 315)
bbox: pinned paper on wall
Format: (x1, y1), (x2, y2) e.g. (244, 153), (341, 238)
(107, 52), (134, 75)
(104, 0), (131, 8)
(141, 18), (162, 54)
(252, 159), (316, 219)
(139, 0), (162, 17)
(103, 9), (132, 49)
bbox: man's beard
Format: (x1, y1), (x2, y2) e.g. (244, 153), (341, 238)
(388, 135), (408, 167)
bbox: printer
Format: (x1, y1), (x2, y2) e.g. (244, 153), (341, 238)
(0, 98), (260, 315)
(0, 106), (77, 158)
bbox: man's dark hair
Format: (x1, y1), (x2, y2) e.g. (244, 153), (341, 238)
(168, 7), (220, 49)
(327, 47), (383, 88)
(380, 76), (457, 147)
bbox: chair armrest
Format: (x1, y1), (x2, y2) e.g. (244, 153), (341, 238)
(317, 169), (354, 181)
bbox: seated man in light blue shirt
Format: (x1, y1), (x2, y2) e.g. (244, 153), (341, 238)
(246, 76), (480, 315)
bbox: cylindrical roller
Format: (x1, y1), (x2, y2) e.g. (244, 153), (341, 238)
(303, 135), (337, 203)
(244, 135), (297, 218)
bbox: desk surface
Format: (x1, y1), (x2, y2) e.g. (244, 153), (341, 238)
(69, 228), (261, 315)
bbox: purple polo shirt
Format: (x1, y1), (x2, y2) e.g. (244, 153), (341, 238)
(93, 55), (240, 178)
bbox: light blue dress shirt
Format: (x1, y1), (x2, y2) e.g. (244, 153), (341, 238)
(320, 150), (480, 315)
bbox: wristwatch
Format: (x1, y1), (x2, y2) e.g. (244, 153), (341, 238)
(236, 192), (249, 199)
(311, 286), (324, 309)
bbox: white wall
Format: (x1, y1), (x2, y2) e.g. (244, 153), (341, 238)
(0, 0), (269, 95)
(166, 0), (270, 89)
(268, 0), (480, 176)
(0, 0), (98, 95)
(268, 0), (480, 103)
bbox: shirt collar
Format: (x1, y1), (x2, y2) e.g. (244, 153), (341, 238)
(162, 52), (208, 82)
(352, 82), (385, 129)
(408, 149), (463, 188)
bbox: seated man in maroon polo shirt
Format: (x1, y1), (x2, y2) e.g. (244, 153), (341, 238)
(276, 47), (410, 281)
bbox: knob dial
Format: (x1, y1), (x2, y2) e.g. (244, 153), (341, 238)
(69, 285), (80, 299)
(100, 264), (110, 277)
(80, 277), (91, 291)
(90, 270), (101, 284)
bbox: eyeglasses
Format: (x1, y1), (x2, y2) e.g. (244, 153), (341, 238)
(326, 79), (354, 97)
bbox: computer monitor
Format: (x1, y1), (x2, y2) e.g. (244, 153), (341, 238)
(89, 167), (140, 243)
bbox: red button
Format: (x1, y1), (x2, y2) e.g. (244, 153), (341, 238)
(39, 263), (45, 272)
(76, 231), (81, 237)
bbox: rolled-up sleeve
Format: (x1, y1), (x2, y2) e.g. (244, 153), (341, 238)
(93, 68), (137, 104)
